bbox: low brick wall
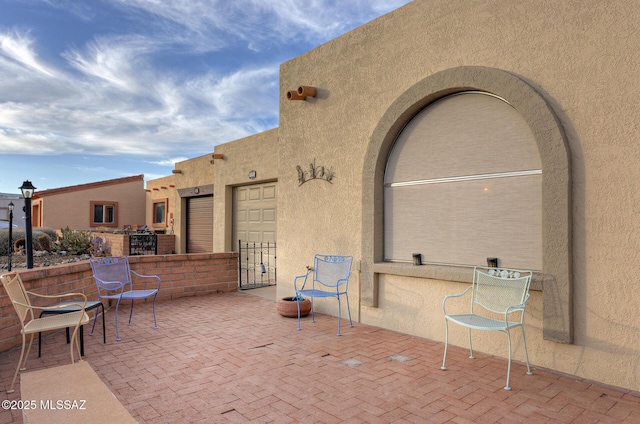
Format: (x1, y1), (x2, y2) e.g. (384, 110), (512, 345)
(93, 233), (176, 256)
(0, 252), (237, 353)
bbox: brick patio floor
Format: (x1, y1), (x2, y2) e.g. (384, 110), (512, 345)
(1, 291), (639, 423)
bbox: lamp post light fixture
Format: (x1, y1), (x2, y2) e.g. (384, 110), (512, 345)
(7, 201), (14, 271)
(19, 180), (36, 269)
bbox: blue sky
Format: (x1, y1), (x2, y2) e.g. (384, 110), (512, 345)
(0, 0), (411, 194)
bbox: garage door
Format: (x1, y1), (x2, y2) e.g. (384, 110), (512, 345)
(233, 183), (277, 246)
(187, 195), (213, 253)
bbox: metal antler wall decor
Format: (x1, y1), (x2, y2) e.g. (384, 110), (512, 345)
(296, 159), (335, 186)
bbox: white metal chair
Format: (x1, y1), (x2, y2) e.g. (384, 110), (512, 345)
(0, 272), (89, 394)
(441, 266), (533, 390)
(90, 256), (160, 341)
(294, 255), (353, 336)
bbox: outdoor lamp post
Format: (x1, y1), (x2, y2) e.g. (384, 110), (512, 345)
(7, 201), (14, 271)
(19, 180), (36, 269)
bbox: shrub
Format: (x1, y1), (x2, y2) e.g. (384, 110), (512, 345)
(0, 229), (13, 256)
(0, 227), (61, 255)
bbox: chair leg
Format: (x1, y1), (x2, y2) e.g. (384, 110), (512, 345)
(79, 325), (84, 357)
(90, 304), (99, 336)
(310, 298), (315, 323)
(90, 303), (107, 343)
(504, 329), (513, 391)
(7, 334), (27, 394)
(152, 294), (158, 329)
(336, 295), (342, 336)
(296, 298), (302, 331)
(441, 320), (449, 370)
(101, 303), (106, 343)
(128, 299), (135, 326)
(521, 324), (533, 376)
(468, 328), (475, 359)
(22, 333), (35, 371)
(345, 293), (354, 328)
(115, 299), (122, 342)
(69, 326), (80, 363)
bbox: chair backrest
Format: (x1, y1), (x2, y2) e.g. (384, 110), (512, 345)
(313, 255), (353, 289)
(90, 256), (133, 292)
(472, 267), (533, 314)
(1, 272), (33, 324)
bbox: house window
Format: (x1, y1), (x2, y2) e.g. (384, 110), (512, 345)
(153, 199), (167, 226)
(384, 91), (542, 269)
(90, 201), (118, 227)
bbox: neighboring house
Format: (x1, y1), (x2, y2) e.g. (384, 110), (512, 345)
(31, 175), (146, 231)
(148, 0), (640, 393)
(0, 193), (24, 229)
(145, 176), (175, 234)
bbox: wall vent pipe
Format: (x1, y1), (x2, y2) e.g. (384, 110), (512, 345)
(297, 86), (317, 98)
(287, 90), (306, 100)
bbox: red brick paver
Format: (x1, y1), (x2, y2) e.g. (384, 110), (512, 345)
(1, 292), (639, 423)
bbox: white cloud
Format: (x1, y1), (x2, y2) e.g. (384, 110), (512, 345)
(0, 28), (278, 156)
(0, 1), (410, 164)
(0, 29), (56, 77)
(63, 36), (153, 93)
(107, 0), (411, 50)
(149, 157), (190, 167)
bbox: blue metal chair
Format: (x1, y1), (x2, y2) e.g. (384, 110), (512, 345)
(90, 256), (160, 341)
(294, 255), (353, 336)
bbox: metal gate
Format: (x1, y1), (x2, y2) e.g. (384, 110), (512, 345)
(129, 234), (157, 255)
(238, 240), (276, 290)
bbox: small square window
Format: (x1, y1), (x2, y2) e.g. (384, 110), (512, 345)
(90, 201), (118, 227)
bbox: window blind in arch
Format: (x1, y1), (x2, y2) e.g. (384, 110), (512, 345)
(384, 92), (542, 269)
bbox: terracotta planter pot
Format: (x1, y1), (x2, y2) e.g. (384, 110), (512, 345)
(277, 297), (311, 318)
(14, 237), (25, 253)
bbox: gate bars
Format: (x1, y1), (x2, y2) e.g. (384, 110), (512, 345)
(238, 241), (277, 290)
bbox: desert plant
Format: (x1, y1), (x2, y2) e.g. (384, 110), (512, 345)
(56, 227), (93, 255)
(37, 234), (52, 251)
(0, 227), (60, 256)
(36, 227), (59, 243)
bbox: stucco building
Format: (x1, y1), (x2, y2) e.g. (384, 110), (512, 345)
(152, 0), (640, 392)
(0, 194), (23, 229)
(31, 175), (146, 231)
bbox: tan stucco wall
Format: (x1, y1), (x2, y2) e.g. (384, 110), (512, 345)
(164, 0), (640, 391)
(212, 129), (279, 252)
(145, 175), (175, 232)
(270, 0), (640, 391)
(35, 179), (145, 231)
(171, 154), (215, 253)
